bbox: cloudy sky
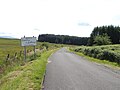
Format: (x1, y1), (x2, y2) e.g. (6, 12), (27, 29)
(0, 0), (120, 38)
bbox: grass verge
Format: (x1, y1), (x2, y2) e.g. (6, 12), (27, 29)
(70, 49), (120, 70)
(0, 49), (57, 90)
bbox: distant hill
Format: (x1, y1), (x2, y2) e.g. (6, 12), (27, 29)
(0, 36), (17, 39)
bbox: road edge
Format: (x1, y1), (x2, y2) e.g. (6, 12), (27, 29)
(41, 48), (60, 90)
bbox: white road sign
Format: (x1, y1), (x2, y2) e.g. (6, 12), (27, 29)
(21, 37), (37, 46)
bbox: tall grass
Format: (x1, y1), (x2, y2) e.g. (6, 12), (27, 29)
(0, 49), (57, 90)
(0, 38), (61, 78)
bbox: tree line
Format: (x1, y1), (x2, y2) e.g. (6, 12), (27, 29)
(88, 25), (120, 45)
(38, 25), (120, 46)
(38, 34), (89, 45)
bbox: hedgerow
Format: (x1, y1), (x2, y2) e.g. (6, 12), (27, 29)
(74, 45), (120, 64)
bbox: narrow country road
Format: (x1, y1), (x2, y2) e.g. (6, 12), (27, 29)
(43, 48), (120, 90)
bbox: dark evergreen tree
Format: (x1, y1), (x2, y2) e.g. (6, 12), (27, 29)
(88, 25), (120, 45)
(38, 34), (89, 45)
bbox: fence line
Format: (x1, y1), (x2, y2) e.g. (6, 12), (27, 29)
(4, 48), (45, 66)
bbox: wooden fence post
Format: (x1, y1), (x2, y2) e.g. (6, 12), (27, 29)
(14, 52), (17, 60)
(33, 46), (36, 59)
(6, 54), (10, 61)
(20, 51), (22, 57)
(24, 46), (26, 61)
(6, 54), (10, 66)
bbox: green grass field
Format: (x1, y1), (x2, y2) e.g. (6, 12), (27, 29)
(0, 48), (57, 90)
(0, 38), (61, 78)
(0, 38), (61, 90)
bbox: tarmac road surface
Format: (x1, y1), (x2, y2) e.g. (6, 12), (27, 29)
(43, 48), (120, 90)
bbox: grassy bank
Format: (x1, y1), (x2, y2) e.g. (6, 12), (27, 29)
(0, 49), (56, 90)
(70, 45), (120, 69)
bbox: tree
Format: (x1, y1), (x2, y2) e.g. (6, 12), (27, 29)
(94, 34), (112, 45)
(38, 34), (89, 45)
(88, 25), (120, 45)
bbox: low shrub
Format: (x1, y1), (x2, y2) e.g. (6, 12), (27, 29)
(73, 45), (120, 65)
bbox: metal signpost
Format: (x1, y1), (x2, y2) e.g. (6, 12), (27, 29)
(21, 36), (37, 61)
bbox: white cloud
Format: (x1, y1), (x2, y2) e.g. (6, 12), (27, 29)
(0, 0), (120, 38)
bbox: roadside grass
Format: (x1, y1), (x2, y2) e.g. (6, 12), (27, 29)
(0, 38), (62, 78)
(0, 49), (56, 90)
(69, 49), (120, 69)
